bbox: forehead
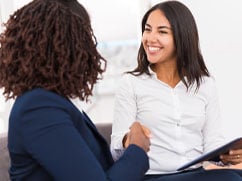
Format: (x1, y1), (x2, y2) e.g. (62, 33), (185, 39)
(146, 9), (171, 27)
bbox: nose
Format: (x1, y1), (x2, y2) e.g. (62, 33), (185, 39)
(144, 31), (158, 42)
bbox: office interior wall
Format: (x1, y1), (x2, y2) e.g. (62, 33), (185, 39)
(0, 0), (241, 141)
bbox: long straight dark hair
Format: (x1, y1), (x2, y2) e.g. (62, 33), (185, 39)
(129, 1), (209, 90)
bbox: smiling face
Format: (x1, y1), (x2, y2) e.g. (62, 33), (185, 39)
(142, 9), (176, 66)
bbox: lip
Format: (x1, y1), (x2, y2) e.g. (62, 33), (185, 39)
(147, 45), (162, 54)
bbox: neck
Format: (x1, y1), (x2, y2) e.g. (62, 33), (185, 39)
(151, 62), (180, 88)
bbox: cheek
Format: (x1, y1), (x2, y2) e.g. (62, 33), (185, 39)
(141, 35), (147, 45)
(141, 38), (148, 52)
(166, 42), (175, 51)
(164, 38), (175, 51)
(170, 43), (176, 54)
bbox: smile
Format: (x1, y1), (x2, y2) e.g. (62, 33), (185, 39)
(148, 46), (161, 53)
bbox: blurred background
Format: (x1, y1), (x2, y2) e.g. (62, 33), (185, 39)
(0, 0), (242, 141)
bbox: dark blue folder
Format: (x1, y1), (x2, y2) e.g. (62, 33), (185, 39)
(177, 137), (242, 171)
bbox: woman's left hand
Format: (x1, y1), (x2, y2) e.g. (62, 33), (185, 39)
(205, 162), (242, 170)
(220, 149), (242, 165)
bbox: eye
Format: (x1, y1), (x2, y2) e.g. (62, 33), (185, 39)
(159, 30), (168, 34)
(144, 27), (151, 32)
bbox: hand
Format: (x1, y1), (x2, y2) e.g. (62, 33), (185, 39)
(220, 149), (242, 165)
(123, 123), (151, 148)
(205, 162), (242, 170)
(123, 122), (151, 152)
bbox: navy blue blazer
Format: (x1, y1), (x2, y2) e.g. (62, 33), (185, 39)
(8, 88), (149, 181)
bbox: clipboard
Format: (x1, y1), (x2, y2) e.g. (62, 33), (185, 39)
(177, 137), (242, 171)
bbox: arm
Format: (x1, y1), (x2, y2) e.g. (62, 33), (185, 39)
(205, 162), (242, 170)
(202, 77), (225, 153)
(201, 78), (242, 168)
(21, 93), (149, 181)
(111, 74), (137, 160)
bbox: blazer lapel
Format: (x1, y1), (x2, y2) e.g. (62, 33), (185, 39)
(81, 111), (114, 167)
(81, 111), (108, 144)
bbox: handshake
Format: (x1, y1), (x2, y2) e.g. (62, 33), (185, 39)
(122, 122), (151, 153)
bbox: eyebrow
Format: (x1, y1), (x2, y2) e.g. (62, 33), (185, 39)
(145, 23), (171, 30)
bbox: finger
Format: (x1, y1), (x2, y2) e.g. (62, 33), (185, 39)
(229, 149), (242, 155)
(129, 121), (139, 129)
(221, 155), (242, 165)
(141, 125), (152, 138)
(231, 155), (242, 162)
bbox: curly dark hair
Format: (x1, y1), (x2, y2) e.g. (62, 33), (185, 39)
(0, 0), (106, 101)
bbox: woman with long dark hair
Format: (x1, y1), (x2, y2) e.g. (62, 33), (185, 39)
(111, 1), (242, 180)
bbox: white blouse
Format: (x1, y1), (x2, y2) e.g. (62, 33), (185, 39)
(111, 70), (225, 174)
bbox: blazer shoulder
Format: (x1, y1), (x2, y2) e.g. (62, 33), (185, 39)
(15, 88), (72, 112)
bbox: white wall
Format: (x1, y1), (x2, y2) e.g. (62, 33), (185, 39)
(178, 0), (242, 140)
(0, 0), (241, 141)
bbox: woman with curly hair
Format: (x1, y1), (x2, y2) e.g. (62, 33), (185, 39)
(0, 0), (151, 180)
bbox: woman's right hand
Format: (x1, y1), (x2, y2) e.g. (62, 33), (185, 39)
(123, 122), (151, 152)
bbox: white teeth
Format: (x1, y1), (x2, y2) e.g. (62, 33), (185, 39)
(148, 46), (160, 52)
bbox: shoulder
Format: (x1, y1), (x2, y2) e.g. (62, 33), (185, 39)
(119, 73), (149, 85)
(116, 73), (140, 92)
(117, 73), (133, 88)
(200, 75), (217, 89)
(9, 89), (79, 136)
(117, 73), (152, 92)
(120, 73), (135, 82)
(13, 88), (73, 115)
(197, 75), (219, 100)
(19, 88), (69, 105)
